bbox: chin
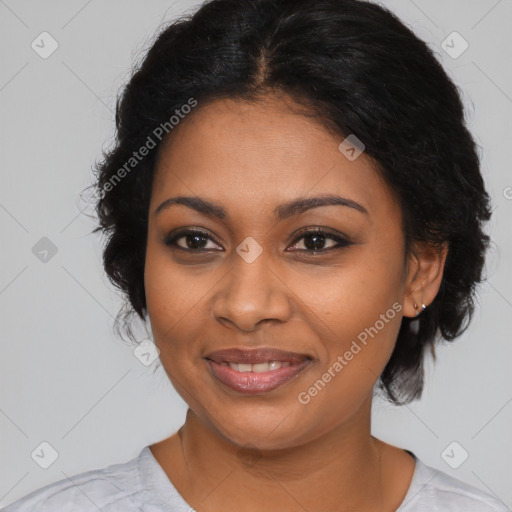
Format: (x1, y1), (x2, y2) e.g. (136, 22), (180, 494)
(203, 404), (308, 451)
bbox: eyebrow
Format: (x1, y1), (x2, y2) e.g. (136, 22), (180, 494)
(154, 193), (368, 221)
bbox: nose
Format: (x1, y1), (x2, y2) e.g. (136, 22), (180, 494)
(211, 252), (293, 332)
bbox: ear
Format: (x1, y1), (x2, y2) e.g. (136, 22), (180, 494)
(402, 241), (449, 318)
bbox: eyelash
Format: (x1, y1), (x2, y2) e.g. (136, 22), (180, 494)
(163, 227), (353, 255)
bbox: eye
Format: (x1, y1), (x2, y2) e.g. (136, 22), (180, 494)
(163, 227), (352, 254)
(287, 228), (353, 253)
(163, 229), (223, 252)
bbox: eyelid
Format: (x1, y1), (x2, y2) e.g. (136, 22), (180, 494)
(288, 226), (351, 243)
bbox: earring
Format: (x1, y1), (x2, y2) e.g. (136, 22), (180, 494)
(416, 303), (426, 316)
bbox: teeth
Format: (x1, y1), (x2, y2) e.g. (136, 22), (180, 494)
(252, 362), (270, 372)
(237, 363), (253, 372)
(226, 361), (291, 372)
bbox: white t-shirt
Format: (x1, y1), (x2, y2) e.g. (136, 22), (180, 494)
(2, 446), (509, 511)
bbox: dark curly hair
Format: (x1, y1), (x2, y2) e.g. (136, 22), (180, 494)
(92, 0), (492, 405)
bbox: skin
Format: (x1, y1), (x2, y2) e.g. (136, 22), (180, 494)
(144, 93), (448, 512)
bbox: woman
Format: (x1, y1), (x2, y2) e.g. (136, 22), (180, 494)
(3, 0), (507, 510)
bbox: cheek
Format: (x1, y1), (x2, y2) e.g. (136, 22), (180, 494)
(287, 244), (405, 388)
(144, 244), (209, 352)
(144, 249), (210, 400)
(145, 236), (208, 317)
(292, 250), (404, 334)
(292, 285), (403, 436)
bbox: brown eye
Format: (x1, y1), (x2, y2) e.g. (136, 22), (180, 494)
(164, 229), (223, 252)
(288, 229), (352, 253)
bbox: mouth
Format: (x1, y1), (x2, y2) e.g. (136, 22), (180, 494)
(205, 347), (312, 394)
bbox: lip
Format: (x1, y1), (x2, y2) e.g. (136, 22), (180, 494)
(205, 347), (312, 394)
(206, 347), (311, 365)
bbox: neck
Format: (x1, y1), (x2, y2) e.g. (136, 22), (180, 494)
(153, 395), (388, 512)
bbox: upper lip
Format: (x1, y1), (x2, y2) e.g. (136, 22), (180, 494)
(205, 347), (312, 365)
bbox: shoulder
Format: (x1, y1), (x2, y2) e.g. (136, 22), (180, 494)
(398, 457), (510, 511)
(1, 448), (146, 512)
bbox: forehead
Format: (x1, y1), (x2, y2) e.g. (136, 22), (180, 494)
(151, 95), (398, 223)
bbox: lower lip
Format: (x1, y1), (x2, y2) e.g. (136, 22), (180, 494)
(206, 359), (311, 394)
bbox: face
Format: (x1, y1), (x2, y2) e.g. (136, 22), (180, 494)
(144, 94), (414, 450)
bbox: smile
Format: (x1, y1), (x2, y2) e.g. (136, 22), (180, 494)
(220, 361), (291, 372)
(206, 358), (312, 394)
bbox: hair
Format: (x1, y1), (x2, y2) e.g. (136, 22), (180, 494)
(92, 0), (492, 405)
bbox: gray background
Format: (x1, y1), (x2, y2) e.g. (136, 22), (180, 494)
(1, 0), (511, 508)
